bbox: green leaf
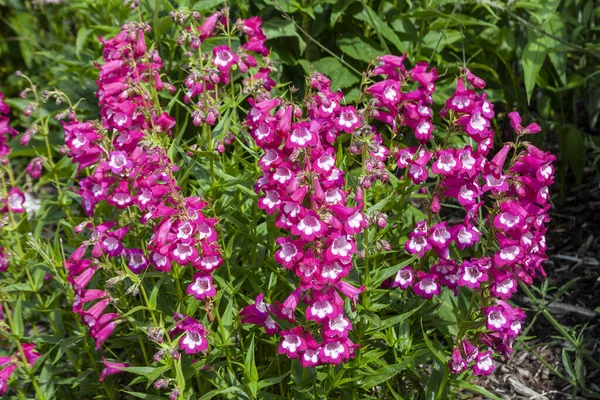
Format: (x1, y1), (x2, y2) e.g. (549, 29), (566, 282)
(9, 13), (37, 68)
(155, 16), (173, 41)
(371, 256), (417, 288)
(191, 0), (226, 11)
(198, 386), (250, 400)
(244, 335), (258, 398)
(527, 0), (561, 23)
(522, 30), (547, 104)
(307, 57), (361, 89)
(422, 29), (462, 51)
(331, 0), (356, 25)
(257, 373), (288, 390)
(13, 297), (24, 338)
(425, 361), (447, 400)
(562, 348), (576, 381)
(456, 381), (503, 400)
(354, 4), (404, 53)
(149, 276), (166, 311)
(359, 356), (414, 389)
(262, 17), (306, 54)
(546, 15), (567, 85)
(366, 302), (424, 334)
(1, 283), (33, 293)
(421, 319), (449, 363)
(337, 36), (381, 63)
(75, 27), (92, 58)
(121, 366), (157, 377)
(71, 370), (93, 389)
(428, 13), (497, 29)
(122, 392), (168, 400)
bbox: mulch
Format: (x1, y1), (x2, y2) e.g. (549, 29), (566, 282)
(472, 165), (600, 399)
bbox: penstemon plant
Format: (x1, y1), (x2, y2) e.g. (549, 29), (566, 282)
(0, 2), (554, 399)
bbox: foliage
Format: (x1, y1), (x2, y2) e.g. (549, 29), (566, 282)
(0, 0), (597, 399)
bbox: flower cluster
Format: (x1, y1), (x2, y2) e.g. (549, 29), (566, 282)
(0, 93), (18, 164)
(170, 313), (209, 355)
(0, 93), (23, 272)
(62, 22), (221, 352)
(367, 54), (438, 142)
(174, 10), (271, 128)
(369, 62), (555, 375)
(0, 343), (41, 395)
(240, 72), (367, 367)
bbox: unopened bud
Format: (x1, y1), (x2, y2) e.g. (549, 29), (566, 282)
(169, 389), (181, 400)
(153, 349), (166, 362)
(154, 379), (169, 390)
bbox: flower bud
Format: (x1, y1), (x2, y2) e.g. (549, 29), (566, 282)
(154, 379), (169, 390)
(169, 389), (181, 400)
(430, 195), (440, 214)
(153, 349), (166, 362)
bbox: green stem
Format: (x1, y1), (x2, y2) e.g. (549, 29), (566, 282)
(361, 140), (371, 294)
(3, 302), (47, 400)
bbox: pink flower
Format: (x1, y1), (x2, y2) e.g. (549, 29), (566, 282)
(458, 260), (488, 289)
(125, 248), (148, 274)
(306, 298), (338, 322)
(335, 106), (361, 133)
(6, 187), (25, 213)
(489, 269), (517, 300)
(212, 45), (238, 82)
(99, 357), (129, 382)
(484, 305), (510, 332)
(494, 243), (523, 267)
(392, 266), (414, 290)
(278, 327), (307, 358)
(413, 119), (434, 143)
(461, 339), (479, 363)
(449, 347), (467, 374)
(300, 336), (321, 368)
(473, 351), (495, 376)
(186, 273), (216, 300)
(25, 157), (44, 179)
(0, 365), (17, 395)
(179, 325), (209, 354)
(286, 122), (316, 148)
(198, 13), (220, 41)
(291, 212), (327, 241)
(428, 222), (453, 250)
(21, 344), (40, 367)
(319, 339), (349, 365)
(170, 241), (198, 265)
(335, 280), (364, 308)
(453, 224), (480, 249)
(431, 150), (461, 176)
(413, 272), (440, 299)
(405, 234), (431, 258)
(508, 111), (541, 135)
(325, 234), (356, 263)
(323, 314), (352, 338)
(465, 68), (486, 89)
